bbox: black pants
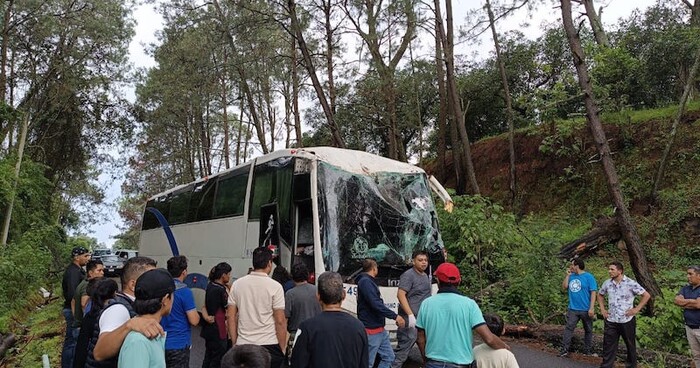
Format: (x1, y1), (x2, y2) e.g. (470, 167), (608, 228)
(600, 317), (637, 368)
(262, 344), (285, 368)
(202, 338), (228, 368)
(165, 347), (190, 368)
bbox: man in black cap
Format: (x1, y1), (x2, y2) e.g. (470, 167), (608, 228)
(62, 246), (91, 368)
(117, 268), (175, 368)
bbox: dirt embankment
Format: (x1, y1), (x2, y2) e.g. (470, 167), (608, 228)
(427, 111), (700, 216)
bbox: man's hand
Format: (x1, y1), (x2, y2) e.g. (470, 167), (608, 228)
(600, 309), (609, 320)
(407, 314), (416, 328)
(126, 316), (164, 339)
(395, 315), (406, 328)
(588, 308), (595, 318)
(624, 307), (639, 317)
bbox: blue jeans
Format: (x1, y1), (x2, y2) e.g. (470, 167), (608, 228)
(367, 330), (395, 368)
(61, 308), (78, 368)
(425, 360), (474, 368)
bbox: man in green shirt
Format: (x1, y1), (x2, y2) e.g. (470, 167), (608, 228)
(118, 268), (175, 368)
(73, 259), (104, 328)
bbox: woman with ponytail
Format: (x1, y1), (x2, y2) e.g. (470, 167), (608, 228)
(201, 262), (232, 368)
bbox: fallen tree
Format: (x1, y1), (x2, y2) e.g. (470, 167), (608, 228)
(559, 217), (621, 260)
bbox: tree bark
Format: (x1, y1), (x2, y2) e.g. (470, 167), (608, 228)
(580, 0), (610, 47)
(221, 51), (230, 169)
(0, 0), (13, 103)
(437, 0), (480, 194)
(291, 33), (302, 148)
(287, 0), (345, 148)
(561, 0), (661, 300)
(485, 0), (517, 205)
(434, 16), (447, 183)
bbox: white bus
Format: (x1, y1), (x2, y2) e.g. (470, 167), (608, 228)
(139, 147), (451, 324)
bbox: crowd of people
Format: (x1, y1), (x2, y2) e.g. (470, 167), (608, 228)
(60, 246), (700, 368)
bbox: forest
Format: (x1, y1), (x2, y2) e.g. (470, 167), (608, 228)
(0, 0), (699, 366)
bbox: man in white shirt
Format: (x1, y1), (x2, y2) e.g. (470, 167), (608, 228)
(227, 247), (287, 368)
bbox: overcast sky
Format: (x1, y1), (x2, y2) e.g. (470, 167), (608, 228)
(87, 0), (657, 248)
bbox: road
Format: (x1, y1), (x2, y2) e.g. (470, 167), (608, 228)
(187, 326), (597, 368)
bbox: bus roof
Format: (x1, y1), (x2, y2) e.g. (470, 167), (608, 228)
(146, 147), (426, 201)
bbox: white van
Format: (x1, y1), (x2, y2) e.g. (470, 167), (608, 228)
(115, 250), (138, 260)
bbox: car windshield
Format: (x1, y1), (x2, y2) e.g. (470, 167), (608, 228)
(102, 255), (120, 263)
(317, 163), (444, 279)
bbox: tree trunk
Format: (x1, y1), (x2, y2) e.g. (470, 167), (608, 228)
(287, 0), (345, 148)
(0, 0), (13, 103)
(485, 0), (516, 205)
(221, 51), (230, 169)
(434, 8), (447, 182)
(439, 0), (480, 194)
(581, 0), (610, 47)
(651, 46), (700, 201)
(291, 33), (302, 148)
(561, 0), (661, 301)
(1, 114), (28, 246)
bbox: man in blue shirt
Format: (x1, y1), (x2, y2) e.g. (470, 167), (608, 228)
(674, 265), (700, 368)
(416, 262), (509, 367)
(161, 256), (200, 368)
(560, 258), (598, 357)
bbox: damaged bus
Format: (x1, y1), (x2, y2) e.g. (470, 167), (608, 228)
(139, 147), (452, 321)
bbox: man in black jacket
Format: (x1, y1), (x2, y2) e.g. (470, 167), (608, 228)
(356, 258), (405, 368)
(62, 246), (91, 368)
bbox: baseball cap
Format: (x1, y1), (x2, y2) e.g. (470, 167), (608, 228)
(71, 246), (90, 257)
(135, 269), (175, 300)
(434, 262), (461, 284)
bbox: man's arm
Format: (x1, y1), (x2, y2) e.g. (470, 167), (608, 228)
(93, 317), (163, 361)
(81, 295), (90, 309)
(626, 291), (651, 316)
(562, 270), (571, 290)
(273, 309), (288, 352)
(359, 279), (404, 327)
(675, 294), (700, 309)
(416, 328), (427, 364)
(597, 292), (608, 319)
(588, 291), (597, 317)
(397, 289), (415, 327)
(227, 304), (238, 345)
(474, 324), (510, 350)
(186, 310), (200, 326)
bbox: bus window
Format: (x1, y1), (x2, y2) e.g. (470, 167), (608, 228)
(153, 195), (171, 223)
(188, 179), (216, 222)
(169, 187), (192, 225)
(214, 171), (248, 217)
(142, 199), (160, 230)
(249, 157), (293, 221)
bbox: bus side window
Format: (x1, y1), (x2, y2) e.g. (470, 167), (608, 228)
(214, 172), (248, 217)
(189, 179), (216, 222)
(169, 187), (192, 225)
(142, 200), (160, 230)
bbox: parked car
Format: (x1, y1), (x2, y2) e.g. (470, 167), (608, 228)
(102, 255), (125, 277)
(115, 250), (138, 260)
(92, 248), (111, 261)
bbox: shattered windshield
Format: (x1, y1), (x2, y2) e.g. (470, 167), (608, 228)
(317, 162), (444, 279)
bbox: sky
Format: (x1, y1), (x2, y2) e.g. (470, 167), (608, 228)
(86, 0), (658, 248)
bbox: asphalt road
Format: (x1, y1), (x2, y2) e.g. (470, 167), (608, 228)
(187, 326), (597, 368)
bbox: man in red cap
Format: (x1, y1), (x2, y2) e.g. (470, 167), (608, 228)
(416, 262), (510, 368)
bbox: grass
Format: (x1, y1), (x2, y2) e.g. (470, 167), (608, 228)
(1, 296), (63, 368)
